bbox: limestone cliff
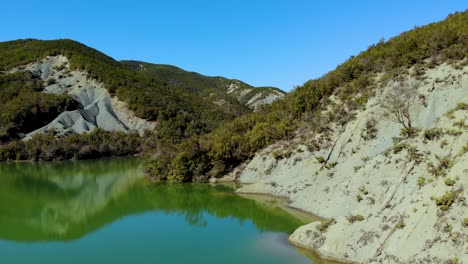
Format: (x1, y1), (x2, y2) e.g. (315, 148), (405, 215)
(231, 62), (468, 263)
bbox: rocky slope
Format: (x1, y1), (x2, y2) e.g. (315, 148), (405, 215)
(11, 55), (156, 138)
(229, 62), (468, 263)
(7, 54), (284, 140)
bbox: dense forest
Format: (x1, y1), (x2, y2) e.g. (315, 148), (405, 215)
(144, 11), (468, 182)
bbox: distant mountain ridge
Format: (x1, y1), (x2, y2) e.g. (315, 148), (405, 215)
(121, 60), (285, 111)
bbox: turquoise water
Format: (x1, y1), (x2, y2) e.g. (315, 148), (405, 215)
(0, 158), (327, 264)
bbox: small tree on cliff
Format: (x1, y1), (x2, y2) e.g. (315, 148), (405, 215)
(381, 81), (418, 129)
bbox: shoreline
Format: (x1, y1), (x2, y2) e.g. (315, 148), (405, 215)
(234, 188), (345, 264)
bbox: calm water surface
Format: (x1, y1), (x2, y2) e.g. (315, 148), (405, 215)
(0, 158), (331, 264)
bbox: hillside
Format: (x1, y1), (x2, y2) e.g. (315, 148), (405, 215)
(144, 11), (468, 263)
(121, 61), (285, 111)
(0, 39), (284, 161)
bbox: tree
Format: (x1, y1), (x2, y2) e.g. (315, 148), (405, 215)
(381, 81), (418, 129)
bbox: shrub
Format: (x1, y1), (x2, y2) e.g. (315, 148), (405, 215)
(444, 177), (456, 186)
(463, 218), (468, 228)
(396, 219), (406, 229)
(316, 156), (326, 164)
(316, 218), (337, 232)
(46, 78), (56, 85)
(400, 127), (421, 138)
(429, 156), (454, 177)
(392, 143), (409, 154)
(361, 118), (378, 140)
(347, 214), (365, 223)
(434, 191), (459, 211)
(424, 128), (444, 141)
(272, 150), (292, 160)
(417, 177), (426, 187)
(458, 144), (468, 156)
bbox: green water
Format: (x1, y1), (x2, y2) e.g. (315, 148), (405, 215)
(0, 158), (329, 264)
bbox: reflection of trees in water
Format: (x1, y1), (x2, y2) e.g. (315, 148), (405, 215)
(0, 158), (143, 239)
(184, 211), (207, 227)
(0, 159), (305, 241)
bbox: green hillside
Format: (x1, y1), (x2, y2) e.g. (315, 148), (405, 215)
(0, 39), (278, 161)
(121, 60), (285, 109)
(144, 11), (468, 182)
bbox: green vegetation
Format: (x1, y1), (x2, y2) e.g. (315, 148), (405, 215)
(316, 218), (337, 232)
(0, 129), (141, 161)
(417, 177), (426, 188)
(396, 219), (406, 229)
(0, 72), (77, 142)
(444, 177), (456, 186)
(145, 11), (468, 182)
(121, 60), (284, 109)
(423, 128), (444, 141)
(463, 218), (468, 228)
(400, 127), (420, 138)
(434, 190), (460, 211)
(0, 39), (250, 128)
(0, 39), (271, 161)
(361, 118), (378, 140)
(429, 156), (454, 177)
(272, 150), (292, 160)
(459, 144), (468, 157)
(347, 214), (365, 223)
(0, 159), (306, 241)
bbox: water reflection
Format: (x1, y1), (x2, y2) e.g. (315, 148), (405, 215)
(0, 158), (305, 242)
(0, 158), (344, 264)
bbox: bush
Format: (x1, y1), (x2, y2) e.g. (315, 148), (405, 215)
(424, 128), (444, 141)
(347, 214), (365, 223)
(434, 191), (459, 211)
(463, 218), (468, 228)
(272, 150), (292, 160)
(316, 218), (337, 232)
(396, 219), (406, 229)
(444, 177), (456, 186)
(361, 118), (378, 140)
(429, 156), (454, 177)
(0, 129), (142, 162)
(46, 78), (56, 85)
(400, 127), (421, 138)
(417, 177), (426, 187)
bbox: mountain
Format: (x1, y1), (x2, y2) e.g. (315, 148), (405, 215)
(121, 61), (285, 111)
(144, 11), (468, 263)
(0, 39), (284, 161)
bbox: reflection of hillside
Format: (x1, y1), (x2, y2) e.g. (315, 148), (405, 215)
(0, 159), (305, 242)
(0, 158), (143, 241)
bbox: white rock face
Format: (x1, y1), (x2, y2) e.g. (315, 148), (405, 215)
(231, 63), (468, 263)
(225, 80), (285, 111)
(13, 56), (156, 138)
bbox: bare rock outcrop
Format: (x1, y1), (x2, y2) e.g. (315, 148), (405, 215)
(12, 56), (156, 138)
(231, 62), (468, 263)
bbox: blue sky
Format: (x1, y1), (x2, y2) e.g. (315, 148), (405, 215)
(1, 1), (466, 91)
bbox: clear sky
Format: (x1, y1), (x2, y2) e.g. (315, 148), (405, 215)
(1, 1), (466, 91)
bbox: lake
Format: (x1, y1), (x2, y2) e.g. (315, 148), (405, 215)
(0, 158), (331, 264)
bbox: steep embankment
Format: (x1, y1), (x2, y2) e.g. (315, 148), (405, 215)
(234, 62), (467, 263)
